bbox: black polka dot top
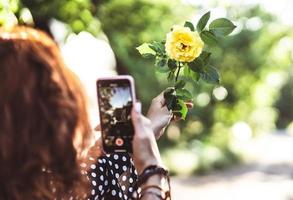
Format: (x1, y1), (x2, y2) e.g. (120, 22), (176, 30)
(88, 153), (138, 200)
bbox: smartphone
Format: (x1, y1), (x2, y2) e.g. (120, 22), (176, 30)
(96, 75), (136, 153)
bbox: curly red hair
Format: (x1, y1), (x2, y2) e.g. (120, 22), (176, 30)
(0, 26), (92, 199)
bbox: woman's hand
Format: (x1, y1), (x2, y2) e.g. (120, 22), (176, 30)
(147, 91), (172, 139)
(147, 91), (193, 139)
(131, 102), (164, 174)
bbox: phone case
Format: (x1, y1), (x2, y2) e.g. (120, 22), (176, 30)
(96, 75), (136, 154)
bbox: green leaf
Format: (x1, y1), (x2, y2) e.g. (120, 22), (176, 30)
(200, 51), (212, 65)
(174, 99), (188, 120)
(175, 80), (186, 89)
(200, 65), (220, 84)
(167, 59), (177, 70)
(167, 71), (175, 82)
(182, 66), (200, 83)
(136, 43), (156, 56)
(209, 18), (236, 36)
(197, 11), (210, 31)
(184, 21), (195, 31)
(176, 89), (193, 101)
(155, 57), (167, 67)
(183, 65), (191, 76)
(149, 41), (165, 54)
(184, 63), (200, 82)
(189, 58), (204, 73)
(200, 30), (218, 46)
(190, 70), (200, 82)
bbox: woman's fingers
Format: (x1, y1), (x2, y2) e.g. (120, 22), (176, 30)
(171, 114), (181, 121)
(186, 102), (194, 109)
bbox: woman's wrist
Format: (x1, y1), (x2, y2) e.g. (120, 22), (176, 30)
(150, 123), (162, 139)
(139, 173), (171, 200)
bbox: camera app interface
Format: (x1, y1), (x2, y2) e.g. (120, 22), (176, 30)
(98, 80), (133, 151)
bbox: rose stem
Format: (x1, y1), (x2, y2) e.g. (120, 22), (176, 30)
(175, 62), (182, 83)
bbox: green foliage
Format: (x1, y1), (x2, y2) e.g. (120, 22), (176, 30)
(209, 18), (236, 36)
(175, 99), (188, 119)
(184, 21), (194, 31)
(200, 30), (218, 46)
(189, 57), (204, 71)
(199, 65), (220, 84)
(200, 51), (212, 64)
(0, 0), (20, 27)
(197, 11), (210, 31)
(175, 80), (186, 89)
(136, 43), (156, 57)
(176, 88), (193, 101)
(20, 0), (101, 35)
(167, 59), (177, 70)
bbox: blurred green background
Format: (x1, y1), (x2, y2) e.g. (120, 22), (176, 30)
(1, 0), (293, 176)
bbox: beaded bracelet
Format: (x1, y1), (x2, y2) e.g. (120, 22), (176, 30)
(137, 165), (169, 187)
(136, 165), (171, 200)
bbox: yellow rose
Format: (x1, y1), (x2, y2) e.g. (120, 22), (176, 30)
(165, 25), (204, 62)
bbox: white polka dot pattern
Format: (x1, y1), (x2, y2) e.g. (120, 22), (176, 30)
(87, 153), (138, 200)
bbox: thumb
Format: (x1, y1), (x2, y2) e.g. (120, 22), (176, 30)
(131, 102), (142, 129)
(134, 101), (142, 113)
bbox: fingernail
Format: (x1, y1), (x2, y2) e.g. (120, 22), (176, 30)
(134, 102), (142, 113)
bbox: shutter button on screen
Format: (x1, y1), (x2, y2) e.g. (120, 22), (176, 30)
(115, 138), (124, 146)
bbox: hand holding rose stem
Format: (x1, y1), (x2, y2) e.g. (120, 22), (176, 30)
(147, 90), (193, 139)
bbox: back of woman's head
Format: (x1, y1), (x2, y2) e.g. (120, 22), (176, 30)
(0, 26), (91, 199)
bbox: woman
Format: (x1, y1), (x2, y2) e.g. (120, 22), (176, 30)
(0, 26), (174, 200)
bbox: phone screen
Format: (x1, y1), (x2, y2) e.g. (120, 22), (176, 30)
(97, 79), (134, 153)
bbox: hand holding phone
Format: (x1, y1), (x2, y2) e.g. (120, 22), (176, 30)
(96, 75), (136, 153)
